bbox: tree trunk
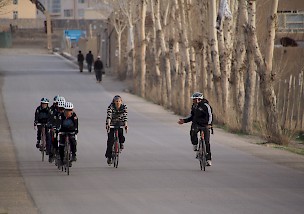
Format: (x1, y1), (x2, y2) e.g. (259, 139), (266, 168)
(155, 0), (172, 107)
(246, 0), (282, 143)
(209, 0), (223, 115)
(140, 0), (147, 98)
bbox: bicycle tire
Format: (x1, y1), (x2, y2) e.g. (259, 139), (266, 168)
(202, 139), (207, 171)
(41, 128), (46, 162)
(198, 140), (203, 170)
(66, 142), (70, 175)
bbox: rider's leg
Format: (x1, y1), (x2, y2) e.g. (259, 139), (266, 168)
(203, 127), (212, 161)
(105, 129), (115, 159)
(118, 128), (125, 149)
(36, 126), (42, 148)
(69, 134), (77, 161)
(190, 124), (199, 151)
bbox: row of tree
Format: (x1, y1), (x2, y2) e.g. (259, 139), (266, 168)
(105, 0), (303, 144)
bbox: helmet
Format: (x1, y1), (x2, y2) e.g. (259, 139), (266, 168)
(190, 92), (203, 99)
(58, 100), (65, 108)
(40, 97), (49, 104)
(53, 95), (60, 103)
(57, 96), (65, 103)
(113, 95), (121, 101)
(64, 102), (74, 110)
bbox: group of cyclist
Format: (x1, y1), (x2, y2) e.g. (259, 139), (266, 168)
(34, 92), (212, 167)
(34, 95), (78, 166)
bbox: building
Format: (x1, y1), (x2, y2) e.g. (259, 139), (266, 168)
(0, 0), (36, 19)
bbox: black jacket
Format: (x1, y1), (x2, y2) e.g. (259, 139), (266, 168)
(35, 106), (51, 124)
(86, 53), (94, 64)
(59, 112), (79, 133)
(183, 99), (212, 127)
(77, 53), (84, 62)
(94, 59), (103, 70)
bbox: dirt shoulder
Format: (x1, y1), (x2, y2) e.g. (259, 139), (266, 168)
(0, 75), (38, 213)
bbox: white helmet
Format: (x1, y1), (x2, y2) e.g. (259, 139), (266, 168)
(64, 102), (74, 110)
(57, 96), (65, 103)
(58, 100), (65, 108)
(190, 92), (204, 99)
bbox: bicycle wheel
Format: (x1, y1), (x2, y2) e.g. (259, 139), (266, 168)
(198, 141), (203, 170)
(41, 128), (45, 162)
(66, 143), (70, 175)
(202, 140), (207, 171)
(113, 142), (119, 168)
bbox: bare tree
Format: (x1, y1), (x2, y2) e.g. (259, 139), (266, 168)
(0, 0), (10, 10)
(139, 0), (148, 97)
(245, 0), (282, 143)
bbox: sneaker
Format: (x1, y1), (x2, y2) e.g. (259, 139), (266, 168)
(207, 160), (212, 166)
(193, 145), (198, 151)
(107, 158), (112, 165)
(120, 144), (124, 150)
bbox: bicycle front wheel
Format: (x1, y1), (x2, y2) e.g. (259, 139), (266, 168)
(202, 140), (207, 171)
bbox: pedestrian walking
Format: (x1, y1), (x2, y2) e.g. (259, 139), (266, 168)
(85, 51), (94, 72)
(94, 56), (104, 83)
(77, 50), (84, 72)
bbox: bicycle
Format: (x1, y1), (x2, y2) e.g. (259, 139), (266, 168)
(36, 123), (47, 162)
(108, 125), (125, 168)
(58, 132), (75, 175)
(196, 126), (213, 171)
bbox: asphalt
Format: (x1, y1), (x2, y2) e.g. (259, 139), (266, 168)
(0, 48), (304, 214)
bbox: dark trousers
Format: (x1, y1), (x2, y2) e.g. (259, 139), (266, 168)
(78, 62), (83, 72)
(37, 126), (51, 153)
(105, 128), (125, 158)
(59, 134), (77, 162)
(95, 69), (102, 81)
(190, 124), (211, 160)
(87, 63), (92, 72)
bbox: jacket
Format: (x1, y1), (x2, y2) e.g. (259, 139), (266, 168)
(106, 103), (128, 126)
(59, 112), (79, 133)
(183, 99), (212, 127)
(35, 106), (51, 124)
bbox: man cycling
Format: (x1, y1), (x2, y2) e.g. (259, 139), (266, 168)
(34, 97), (52, 154)
(58, 102), (79, 166)
(105, 95), (128, 165)
(178, 92), (213, 166)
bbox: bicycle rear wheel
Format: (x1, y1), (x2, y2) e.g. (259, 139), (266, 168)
(113, 142), (119, 168)
(66, 144), (70, 175)
(202, 140), (207, 171)
(41, 129), (46, 162)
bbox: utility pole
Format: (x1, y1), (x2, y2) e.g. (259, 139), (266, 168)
(45, 11), (52, 52)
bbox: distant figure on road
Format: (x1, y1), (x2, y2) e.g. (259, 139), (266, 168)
(85, 51), (94, 72)
(77, 51), (84, 72)
(94, 56), (104, 83)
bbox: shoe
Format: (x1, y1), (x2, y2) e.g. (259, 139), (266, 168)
(120, 144), (124, 150)
(207, 160), (212, 166)
(193, 145), (198, 151)
(107, 158), (112, 165)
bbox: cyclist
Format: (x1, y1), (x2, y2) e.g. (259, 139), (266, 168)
(177, 92), (213, 166)
(34, 98), (52, 153)
(58, 101), (79, 166)
(105, 95), (128, 164)
(49, 96), (65, 162)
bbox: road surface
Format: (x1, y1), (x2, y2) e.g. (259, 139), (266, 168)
(0, 49), (303, 214)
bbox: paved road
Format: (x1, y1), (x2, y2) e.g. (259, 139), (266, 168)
(0, 50), (304, 214)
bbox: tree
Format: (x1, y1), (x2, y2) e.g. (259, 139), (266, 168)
(245, 0), (283, 143)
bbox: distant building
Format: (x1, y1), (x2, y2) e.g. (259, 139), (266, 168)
(0, 0), (111, 20)
(0, 0), (36, 19)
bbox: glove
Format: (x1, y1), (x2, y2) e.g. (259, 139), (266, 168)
(34, 121), (37, 126)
